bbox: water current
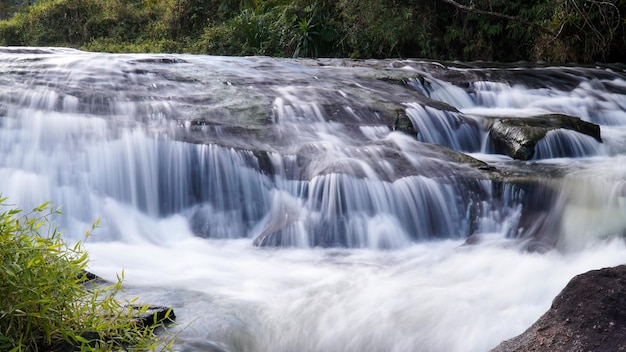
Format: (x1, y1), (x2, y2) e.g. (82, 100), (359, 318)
(1, 48), (625, 351)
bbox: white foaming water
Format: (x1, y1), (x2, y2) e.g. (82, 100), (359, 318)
(85, 228), (626, 352)
(1, 49), (625, 351)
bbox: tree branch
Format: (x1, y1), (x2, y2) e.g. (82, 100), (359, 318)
(437, 0), (558, 36)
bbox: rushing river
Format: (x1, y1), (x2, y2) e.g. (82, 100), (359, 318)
(1, 48), (625, 351)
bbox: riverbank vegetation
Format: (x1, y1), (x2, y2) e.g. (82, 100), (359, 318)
(0, 0), (624, 62)
(0, 198), (172, 351)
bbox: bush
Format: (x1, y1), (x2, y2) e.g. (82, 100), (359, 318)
(16, 0), (100, 46)
(0, 197), (172, 351)
(0, 16), (22, 45)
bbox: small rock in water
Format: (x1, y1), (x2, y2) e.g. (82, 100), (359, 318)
(130, 305), (176, 328)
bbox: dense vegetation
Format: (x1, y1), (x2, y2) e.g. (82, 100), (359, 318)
(0, 198), (172, 351)
(0, 0), (624, 62)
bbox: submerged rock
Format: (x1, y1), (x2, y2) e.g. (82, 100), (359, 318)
(488, 114), (602, 160)
(491, 265), (626, 352)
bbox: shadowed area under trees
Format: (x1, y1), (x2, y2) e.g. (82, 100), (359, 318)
(0, 0), (624, 62)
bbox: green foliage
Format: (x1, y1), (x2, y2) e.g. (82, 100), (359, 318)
(196, 0), (337, 57)
(288, 2), (337, 58)
(440, 0), (544, 61)
(0, 197), (173, 351)
(15, 0), (99, 46)
(543, 0), (625, 62)
(196, 7), (271, 56)
(229, 8), (271, 55)
(0, 15), (21, 45)
(292, 16), (320, 58)
(0, 0), (25, 20)
(83, 37), (182, 54)
(165, 0), (216, 40)
(0, 0), (624, 62)
(335, 0), (414, 58)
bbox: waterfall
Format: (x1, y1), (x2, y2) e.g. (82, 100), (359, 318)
(404, 102), (482, 152)
(534, 129), (601, 159)
(1, 48), (625, 352)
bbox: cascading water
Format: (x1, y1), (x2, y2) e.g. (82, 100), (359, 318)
(1, 48), (625, 351)
(534, 129), (601, 159)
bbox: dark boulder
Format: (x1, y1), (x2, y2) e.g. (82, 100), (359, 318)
(491, 265), (626, 352)
(130, 305), (176, 328)
(488, 114), (602, 160)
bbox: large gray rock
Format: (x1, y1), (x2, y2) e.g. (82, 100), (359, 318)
(491, 265), (626, 352)
(488, 114), (602, 160)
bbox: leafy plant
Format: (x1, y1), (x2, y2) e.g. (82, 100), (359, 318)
(0, 197), (174, 351)
(232, 8), (270, 55)
(292, 16), (319, 57)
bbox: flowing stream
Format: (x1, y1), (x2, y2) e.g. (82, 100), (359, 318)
(1, 48), (626, 351)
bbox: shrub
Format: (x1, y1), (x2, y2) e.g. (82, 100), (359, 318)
(0, 197), (173, 351)
(0, 16), (22, 45)
(16, 0), (100, 46)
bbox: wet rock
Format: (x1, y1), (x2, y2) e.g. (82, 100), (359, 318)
(130, 305), (177, 328)
(488, 114), (602, 160)
(393, 110), (418, 136)
(491, 265), (626, 352)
